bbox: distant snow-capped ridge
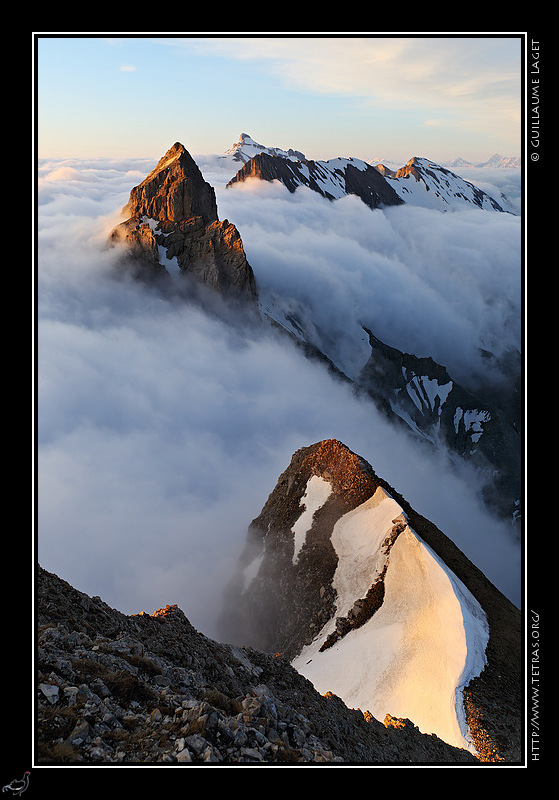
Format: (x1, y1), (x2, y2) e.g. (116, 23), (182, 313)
(374, 156), (511, 213)
(224, 132), (306, 164)
(224, 133), (516, 214)
(226, 133), (521, 174)
(460, 154), (521, 169)
(371, 154), (521, 170)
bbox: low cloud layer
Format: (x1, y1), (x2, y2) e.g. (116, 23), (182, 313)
(36, 159), (522, 638)
(215, 172), (522, 391)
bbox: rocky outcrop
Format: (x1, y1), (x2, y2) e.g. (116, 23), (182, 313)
(226, 152), (404, 211)
(220, 439), (522, 763)
(122, 142), (218, 225)
(109, 142), (257, 300)
(36, 566), (478, 764)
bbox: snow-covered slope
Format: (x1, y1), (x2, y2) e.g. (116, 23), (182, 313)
(290, 480), (489, 755)
(376, 156), (510, 212)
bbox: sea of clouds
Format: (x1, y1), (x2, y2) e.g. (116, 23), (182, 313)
(36, 154), (523, 638)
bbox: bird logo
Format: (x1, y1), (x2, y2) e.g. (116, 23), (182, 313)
(2, 773), (30, 797)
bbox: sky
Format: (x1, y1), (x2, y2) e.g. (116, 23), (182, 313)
(35, 33), (524, 164)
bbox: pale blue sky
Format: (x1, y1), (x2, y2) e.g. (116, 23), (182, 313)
(36, 34), (524, 164)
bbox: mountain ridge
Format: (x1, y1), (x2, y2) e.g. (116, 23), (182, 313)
(376, 156), (508, 212)
(224, 133), (520, 172)
(226, 151), (404, 211)
(225, 143), (512, 214)
(223, 134), (519, 210)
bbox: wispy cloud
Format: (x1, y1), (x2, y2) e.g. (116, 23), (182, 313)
(169, 36), (521, 144)
(119, 64), (137, 72)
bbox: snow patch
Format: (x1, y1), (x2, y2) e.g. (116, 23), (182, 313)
(291, 476), (333, 565)
(139, 216), (180, 274)
(454, 407), (492, 443)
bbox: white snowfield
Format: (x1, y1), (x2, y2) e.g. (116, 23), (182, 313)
(290, 478), (489, 755)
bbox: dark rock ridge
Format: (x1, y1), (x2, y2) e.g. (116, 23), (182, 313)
(220, 439), (522, 763)
(226, 152), (404, 211)
(36, 565), (478, 764)
(359, 328), (522, 523)
(109, 142), (257, 300)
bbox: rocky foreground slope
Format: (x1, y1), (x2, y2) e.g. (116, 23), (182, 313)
(37, 566), (480, 765)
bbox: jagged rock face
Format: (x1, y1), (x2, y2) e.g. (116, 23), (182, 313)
(220, 439), (522, 762)
(227, 152), (404, 211)
(109, 142), (257, 301)
(123, 141), (218, 225)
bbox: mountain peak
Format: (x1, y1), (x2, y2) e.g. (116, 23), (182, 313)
(109, 142), (257, 300)
(122, 141), (218, 225)
(220, 438), (522, 761)
(384, 156), (508, 212)
(224, 132), (306, 163)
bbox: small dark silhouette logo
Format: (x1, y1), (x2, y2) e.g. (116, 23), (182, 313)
(2, 773), (30, 797)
